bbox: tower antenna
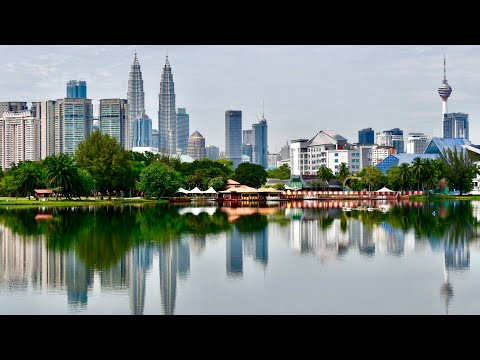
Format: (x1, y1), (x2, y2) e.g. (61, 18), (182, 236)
(262, 99), (265, 119)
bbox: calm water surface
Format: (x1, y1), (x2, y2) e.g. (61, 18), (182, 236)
(0, 200), (479, 315)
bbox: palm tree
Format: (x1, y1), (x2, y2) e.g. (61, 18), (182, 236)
(14, 161), (43, 199)
(317, 165), (334, 191)
(43, 153), (80, 199)
(338, 163), (350, 185)
(398, 163), (411, 190)
(410, 157), (423, 191)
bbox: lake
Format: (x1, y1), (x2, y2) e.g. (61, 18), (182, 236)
(0, 200), (478, 315)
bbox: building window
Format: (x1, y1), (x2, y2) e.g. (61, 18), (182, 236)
(334, 153), (338, 156)
(335, 165), (339, 169)
(335, 159), (338, 163)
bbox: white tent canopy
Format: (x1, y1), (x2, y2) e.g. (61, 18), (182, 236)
(378, 186), (395, 192)
(190, 187), (203, 194)
(204, 187), (217, 194)
(175, 187), (190, 194)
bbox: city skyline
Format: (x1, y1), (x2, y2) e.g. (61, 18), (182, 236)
(1, 45), (480, 151)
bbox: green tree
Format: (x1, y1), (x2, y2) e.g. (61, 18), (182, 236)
(77, 168), (96, 197)
(410, 157), (423, 191)
(208, 176), (227, 191)
(338, 163), (350, 184)
(358, 166), (385, 191)
(136, 162), (182, 198)
(273, 183), (286, 190)
(442, 147), (479, 195)
(267, 164), (291, 180)
(398, 163), (411, 190)
(317, 165), (334, 190)
(43, 153), (81, 199)
(76, 132), (134, 195)
(385, 166), (403, 191)
(233, 163), (267, 188)
(14, 161), (43, 199)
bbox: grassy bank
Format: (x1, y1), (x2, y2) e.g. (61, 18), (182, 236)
(0, 197), (164, 208)
(410, 195), (480, 201)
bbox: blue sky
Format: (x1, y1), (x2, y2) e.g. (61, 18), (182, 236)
(0, 45), (478, 152)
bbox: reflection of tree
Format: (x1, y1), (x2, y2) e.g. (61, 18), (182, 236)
(0, 204), (233, 272)
(235, 214), (268, 233)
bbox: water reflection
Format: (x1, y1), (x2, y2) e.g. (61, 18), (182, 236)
(0, 200), (478, 314)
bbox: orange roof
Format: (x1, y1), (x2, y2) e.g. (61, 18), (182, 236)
(227, 179), (241, 185)
(34, 189), (53, 195)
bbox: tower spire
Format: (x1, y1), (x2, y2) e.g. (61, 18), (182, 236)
(262, 99), (265, 119)
(444, 53), (446, 81)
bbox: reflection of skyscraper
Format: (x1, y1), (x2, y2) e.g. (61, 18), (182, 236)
(158, 239), (190, 315)
(65, 250), (93, 311)
(226, 226), (243, 277)
(254, 227), (268, 265)
(129, 243), (154, 315)
(190, 234), (206, 256)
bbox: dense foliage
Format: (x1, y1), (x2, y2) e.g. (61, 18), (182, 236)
(233, 163), (268, 188)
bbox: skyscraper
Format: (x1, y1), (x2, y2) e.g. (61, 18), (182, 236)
(127, 53), (145, 151)
(66, 80), (87, 99)
(176, 108), (189, 154)
(438, 55), (453, 119)
(151, 129), (159, 149)
(0, 102), (27, 116)
(358, 127), (374, 145)
(243, 129), (252, 144)
(252, 115), (268, 168)
(382, 128), (404, 154)
(206, 145), (219, 160)
(158, 56), (177, 155)
(99, 98), (128, 149)
(133, 115), (152, 147)
(0, 110), (40, 170)
(54, 98), (93, 155)
(443, 112), (469, 140)
(406, 132), (429, 154)
(187, 130), (206, 160)
(225, 110), (242, 168)
(32, 100), (56, 159)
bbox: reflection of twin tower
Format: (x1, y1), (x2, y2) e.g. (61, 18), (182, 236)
(226, 225), (268, 278)
(0, 224), (191, 315)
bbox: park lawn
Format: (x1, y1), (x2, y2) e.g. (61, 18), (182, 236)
(0, 197), (163, 208)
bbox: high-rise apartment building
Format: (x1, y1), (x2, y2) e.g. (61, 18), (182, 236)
(443, 112), (469, 140)
(358, 127), (374, 145)
(54, 98), (93, 155)
(406, 132), (429, 154)
(133, 115), (152, 147)
(0, 111), (40, 170)
(206, 145), (219, 160)
(32, 101), (56, 159)
(99, 99), (128, 149)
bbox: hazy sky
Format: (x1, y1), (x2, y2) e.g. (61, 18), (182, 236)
(0, 45), (478, 152)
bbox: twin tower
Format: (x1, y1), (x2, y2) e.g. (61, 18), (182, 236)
(127, 53), (177, 153)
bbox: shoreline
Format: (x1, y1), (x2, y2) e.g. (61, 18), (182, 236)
(0, 197), (163, 208)
(409, 195), (480, 201)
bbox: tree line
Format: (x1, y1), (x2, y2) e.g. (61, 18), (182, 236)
(0, 132), (270, 199)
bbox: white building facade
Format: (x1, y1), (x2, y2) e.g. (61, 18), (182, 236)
(0, 111), (40, 170)
(406, 132), (429, 154)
